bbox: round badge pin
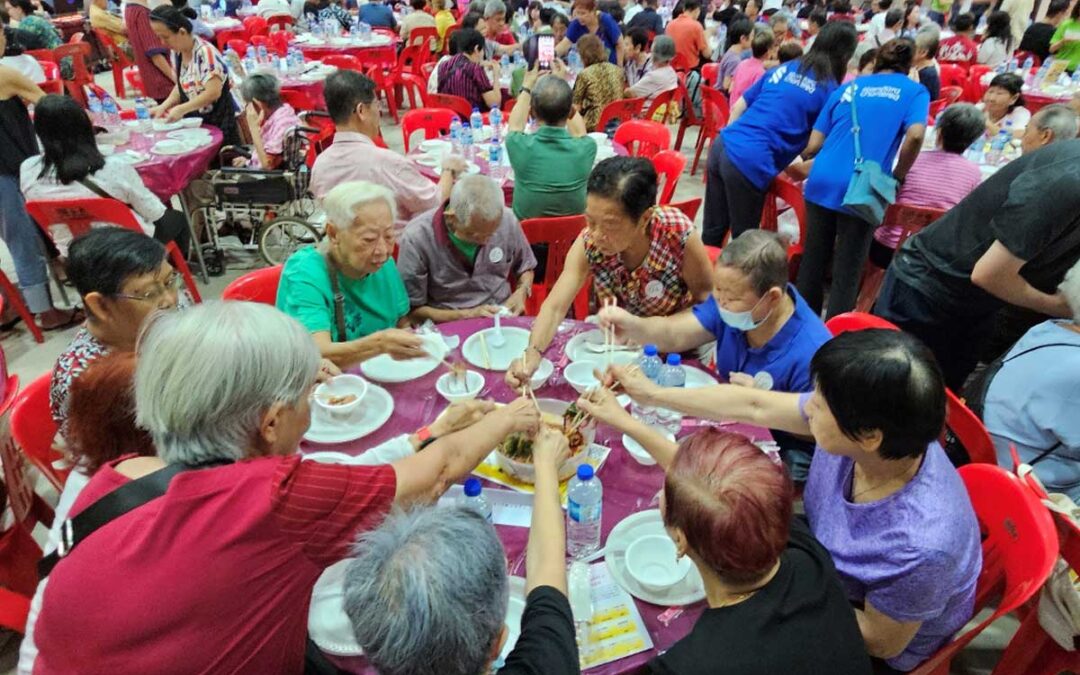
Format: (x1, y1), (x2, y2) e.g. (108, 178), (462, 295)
(645, 279), (664, 299)
(488, 247), (504, 264)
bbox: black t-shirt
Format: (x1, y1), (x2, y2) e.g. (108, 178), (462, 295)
(499, 585), (580, 675)
(1018, 22), (1056, 62)
(893, 138), (1080, 317)
(918, 65), (940, 101)
(647, 519), (871, 675)
(627, 8), (665, 35)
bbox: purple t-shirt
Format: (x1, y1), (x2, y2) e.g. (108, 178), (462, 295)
(799, 393), (982, 672)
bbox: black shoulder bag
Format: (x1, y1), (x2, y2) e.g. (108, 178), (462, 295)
(323, 252), (348, 343)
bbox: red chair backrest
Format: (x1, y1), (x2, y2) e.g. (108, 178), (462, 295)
(758, 175), (807, 278)
(699, 85), (730, 131)
(243, 15), (269, 38)
(520, 215), (589, 319)
(1012, 50), (1040, 68)
(443, 24), (460, 54)
(401, 107), (455, 153)
(10, 374), (66, 491)
(25, 49), (54, 63)
(280, 87), (317, 112)
(883, 203), (944, 250)
(929, 86), (964, 121)
(613, 119), (671, 159)
(944, 390), (997, 465)
(909, 464), (1057, 675)
(825, 311), (900, 335)
(674, 71), (699, 127)
(39, 60), (59, 81)
(321, 54), (365, 72)
(938, 62), (968, 89)
(269, 30), (294, 55)
(642, 87), (677, 122)
(701, 62), (720, 88)
(595, 96), (644, 133)
(669, 197), (702, 221)
(52, 43), (93, 107)
(267, 14), (294, 31)
(427, 92), (473, 120)
(215, 27), (247, 51)
(123, 67), (146, 97)
(394, 42), (433, 79)
(409, 26), (439, 50)
(222, 265), (283, 304)
(250, 34), (271, 49)
(651, 149), (686, 205)
(965, 64), (990, 102)
(395, 72), (429, 112)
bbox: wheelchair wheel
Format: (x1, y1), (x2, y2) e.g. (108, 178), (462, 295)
(257, 216), (321, 266)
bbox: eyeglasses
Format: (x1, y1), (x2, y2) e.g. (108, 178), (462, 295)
(112, 273), (181, 303)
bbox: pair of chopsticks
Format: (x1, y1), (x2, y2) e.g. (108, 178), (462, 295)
(478, 332), (492, 370)
(601, 297), (617, 372)
(566, 363), (642, 435)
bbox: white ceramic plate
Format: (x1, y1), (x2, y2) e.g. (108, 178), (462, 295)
(683, 365), (717, 388)
(565, 330), (640, 365)
(419, 139), (451, 154)
(606, 509), (705, 606)
(151, 140), (194, 155)
(462, 326), (530, 371)
(303, 383), (394, 444)
(360, 335), (448, 383)
(433, 161), (480, 176)
(166, 129), (212, 143)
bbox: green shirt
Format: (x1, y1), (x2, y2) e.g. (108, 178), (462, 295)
(447, 227), (480, 260)
(1052, 20), (1080, 71)
(276, 246), (409, 342)
(505, 127), (598, 220)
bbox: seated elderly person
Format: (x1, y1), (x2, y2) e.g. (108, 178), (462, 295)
(626, 34), (678, 111)
(30, 300), (541, 673)
(597, 329), (982, 672)
(977, 72), (1030, 136)
(234, 72), (300, 170)
(50, 228), (179, 442)
(599, 230), (832, 481)
(505, 68), (594, 219)
(310, 70), (462, 228)
(344, 426), (577, 675)
(506, 157), (713, 389)
(278, 181), (429, 367)
(573, 34), (626, 131)
(437, 28), (502, 110)
(398, 175), (537, 322)
(978, 258), (1080, 500)
(1020, 103), (1080, 155)
(482, 0), (519, 56)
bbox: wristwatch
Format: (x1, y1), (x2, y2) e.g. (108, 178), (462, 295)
(520, 87), (532, 95)
(416, 425), (438, 450)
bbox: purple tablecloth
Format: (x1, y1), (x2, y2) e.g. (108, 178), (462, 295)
(119, 126), (224, 201)
(302, 316), (773, 674)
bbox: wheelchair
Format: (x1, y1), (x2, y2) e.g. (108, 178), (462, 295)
(195, 125), (323, 271)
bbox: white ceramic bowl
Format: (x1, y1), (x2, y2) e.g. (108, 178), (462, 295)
(622, 430), (675, 466)
(436, 369), (484, 403)
(563, 360), (602, 395)
(179, 117), (203, 128)
(152, 139), (188, 154)
(494, 399), (594, 483)
(419, 138), (451, 155)
(313, 374), (368, 419)
(625, 534), (692, 593)
(529, 358), (554, 390)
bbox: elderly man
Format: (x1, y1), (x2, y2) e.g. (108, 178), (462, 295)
(398, 175), (536, 322)
(344, 426), (578, 675)
(1021, 103), (1080, 154)
(277, 181), (427, 368)
(505, 69), (593, 219)
(483, 0), (518, 57)
(310, 70), (464, 229)
(598, 230), (831, 480)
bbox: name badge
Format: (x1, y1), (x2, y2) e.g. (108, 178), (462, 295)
(645, 279), (664, 299)
(488, 247), (504, 264)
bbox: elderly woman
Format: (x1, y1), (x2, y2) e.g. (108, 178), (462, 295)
(597, 230), (832, 481)
(596, 329), (981, 672)
(277, 180), (428, 367)
(506, 157), (713, 389)
(235, 72), (300, 170)
(148, 5), (239, 145)
(977, 72), (1031, 136)
(30, 300), (541, 673)
(3, 0), (59, 49)
(556, 0), (623, 65)
(979, 259), (1080, 500)
(436, 27), (502, 110)
(344, 426), (578, 675)
(796, 38), (929, 319)
(573, 34), (625, 130)
(869, 103), (985, 270)
(626, 34), (678, 111)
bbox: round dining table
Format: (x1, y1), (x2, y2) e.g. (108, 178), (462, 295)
(294, 35), (397, 67)
(115, 125), (224, 202)
(302, 316), (773, 674)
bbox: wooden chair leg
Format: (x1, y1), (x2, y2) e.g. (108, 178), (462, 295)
(0, 271), (43, 344)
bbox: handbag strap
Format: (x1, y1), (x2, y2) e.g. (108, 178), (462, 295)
(847, 83), (863, 166)
(78, 175), (123, 206)
(323, 252), (348, 343)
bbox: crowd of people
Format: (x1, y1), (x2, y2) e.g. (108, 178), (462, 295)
(0, 0), (1078, 673)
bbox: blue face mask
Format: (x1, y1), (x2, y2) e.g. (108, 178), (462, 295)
(717, 294), (771, 332)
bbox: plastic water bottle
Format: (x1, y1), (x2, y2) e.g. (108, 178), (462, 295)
(469, 106), (484, 135)
(1008, 57), (1019, 75)
(655, 354), (686, 435)
(449, 115), (462, 154)
(458, 478), (493, 523)
(568, 49), (582, 72)
(134, 96), (150, 129)
(488, 142), (503, 182)
(461, 121), (474, 160)
(489, 106), (502, 142)
(1033, 62), (1049, 89)
(257, 44), (269, 64)
(630, 344), (663, 426)
(244, 46), (257, 75)
(87, 92), (102, 126)
(101, 94), (120, 127)
(986, 128), (1010, 165)
(566, 465), (602, 559)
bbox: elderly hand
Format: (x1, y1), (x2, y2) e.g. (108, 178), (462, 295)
(498, 396), (541, 435)
(602, 363), (657, 404)
(376, 328), (428, 360)
(244, 102), (264, 131)
(430, 399), (496, 436)
(503, 288), (527, 316)
(469, 304), (504, 318)
(231, 156), (249, 167)
(598, 305), (638, 343)
(551, 57), (569, 79)
(315, 358), (342, 383)
(575, 386), (631, 430)
(728, 372), (755, 388)
(149, 104), (168, 119)
(505, 351), (539, 390)
(441, 154), (468, 176)
(522, 61), (542, 89)
(531, 425), (570, 468)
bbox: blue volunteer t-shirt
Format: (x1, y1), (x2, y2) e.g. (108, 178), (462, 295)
(566, 13), (622, 64)
(720, 63), (840, 191)
(804, 73), (930, 212)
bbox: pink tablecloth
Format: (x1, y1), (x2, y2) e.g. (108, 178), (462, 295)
(119, 126), (224, 201)
(302, 316), (773, 675)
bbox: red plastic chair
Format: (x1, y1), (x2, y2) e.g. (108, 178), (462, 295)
(944, 389), (998, 465)
(215, 27), (247, 51)
(269, 30), (295, 56)
(855, 204), (944, 313)
(613, 119), (671, 159)
(1011, 50), (1040, 68)
(37, 60), (62, 96)
(92, 29), (134, 99)
(426, 92), (473, 121)
(227, 37), (249, 55)
(669, 197), (702, 222)
(0, 270), (42, 343)
(25, 199), (202, 304)
(642, 87), (677, 123)
(701, 62), (720, 88)
(280, 87), (318, 112)
(825, 311), (900, 335)
(520, 215), (589, 319)
(10, 374), (66, 491)
(250, 34), (272, 50)
(758, 175), (808, 280)
(123, 67), (145, 97)
(243, 15), (269, 39)
(965, 64), (990, 103)
(400, 108), (454, 153)
(595, 96), (644, 133)
(672, 71), (703, 151)
(394, 72), (429, 114)
(651, 150), (686, 205)
(25, 48), (54, 63)
(937, 62), (968, 90)
(52, 42), (93, 108)
(222, 265), (283, 304)
(266, 14), (294, 32)
(408, 26), (439, 51)
(321, 54), (365, 72)
(442, 24), (460, 55)
(692, 85), (730, 178)
(928, 85), (963, 121)
(299, 110), (336, 165)
(907, 463), (1057, 675)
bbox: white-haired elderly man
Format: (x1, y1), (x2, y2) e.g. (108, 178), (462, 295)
(28, 300), (542, 673)
(397, 174), (537, 322)
(344, 426), (579, 675)
(277, 180), (426, 368)
(1020, 103), (1080, 155)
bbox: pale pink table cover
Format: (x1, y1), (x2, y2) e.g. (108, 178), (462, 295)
(119, 126), (224, 201)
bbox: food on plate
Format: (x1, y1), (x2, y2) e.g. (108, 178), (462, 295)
(321, 393), (358, 406)
(499, 403), (587, 463)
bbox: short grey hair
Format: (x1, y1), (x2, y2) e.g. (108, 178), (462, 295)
(323, 180), (398, 231)
(134, 301), (320, 465)
(483, 0), (505, 18)
(448, 175), (504, 228)
(240, 72), (282, 107)
(1060, 258), (1080, 322)
(651, 35), (676, 64)
(344, 506), (509, 675)
(717, 230), (790, 295)
(914, 28), (938, 57)
(935, 103), (985, 153)
(1031, 104), (1080, 144)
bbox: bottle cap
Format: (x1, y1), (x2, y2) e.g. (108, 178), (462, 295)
(576, 464), (594, 481)
(463, 477), (482, 497)
(472, 106), (480, 112)
(666, 353), (682, 366)
(643, 344), (658, 357)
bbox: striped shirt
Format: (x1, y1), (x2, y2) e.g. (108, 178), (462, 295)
(874, 150), (982, 249)
(125, 2), (174, 100)
(436, 53), (493, 110)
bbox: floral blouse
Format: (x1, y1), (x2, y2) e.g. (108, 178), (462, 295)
(49, 328), (109, 440)
(16, 14), (61, 50)
(572, 62), (625, 131)
(178, 36), (229, 114)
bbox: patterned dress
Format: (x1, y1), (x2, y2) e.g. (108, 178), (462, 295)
(573, 62), (625, 131)
(15, 15), (61, 50)
(49, 328), (109, 440)
(583, 205), (696, 317)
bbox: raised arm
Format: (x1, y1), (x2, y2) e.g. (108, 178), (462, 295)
(525, 426), (570, 593)
(598, 305), (713, 354)
(576, 387), (680, 469)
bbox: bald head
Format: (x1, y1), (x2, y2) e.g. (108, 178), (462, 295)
(531, 74), (573, 126)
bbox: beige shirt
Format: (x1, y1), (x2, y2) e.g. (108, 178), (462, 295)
(399, 11), (437, 42)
